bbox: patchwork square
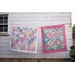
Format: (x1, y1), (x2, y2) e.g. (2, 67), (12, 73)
(47, 40), (54, 47)
(47, 32), (53, 38)
(41, 24), (67, 53)
(10, 25), (38, 53)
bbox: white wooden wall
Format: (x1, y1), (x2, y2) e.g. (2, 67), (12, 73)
(0, 12), (73, 58)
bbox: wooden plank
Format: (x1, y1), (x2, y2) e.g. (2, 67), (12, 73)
(0, 50), (70, 58)
(0, 46), (9, 50)
(0, 58), (71, 62)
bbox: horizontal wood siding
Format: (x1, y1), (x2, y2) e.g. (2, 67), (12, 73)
(0, 12), (72, 58)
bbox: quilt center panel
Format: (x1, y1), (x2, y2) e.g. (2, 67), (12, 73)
(44, 27), (64, 50)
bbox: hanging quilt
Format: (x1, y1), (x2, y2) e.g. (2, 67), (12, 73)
(10, 25), (38, 53)
(41, 24), (67, 53)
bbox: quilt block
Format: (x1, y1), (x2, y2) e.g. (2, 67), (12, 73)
(41, 24), (67, 53)
(10, 25), (38, 53)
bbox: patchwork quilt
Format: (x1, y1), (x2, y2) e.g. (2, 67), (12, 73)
(10, 25), (38, 53)
(41, 24), (67, 53)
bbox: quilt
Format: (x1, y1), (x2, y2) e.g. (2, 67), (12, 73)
(41, 24), (67, 53)
(10, 25), (38, 53)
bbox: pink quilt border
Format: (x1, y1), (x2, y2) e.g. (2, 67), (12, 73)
(41, 24), (67, 54)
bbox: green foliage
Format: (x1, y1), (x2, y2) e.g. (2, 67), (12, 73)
(70, 45), (75, 51)
(70, 24), (75, 61)
(73, 24), (75, 39)
(70, 45), (75, 61)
